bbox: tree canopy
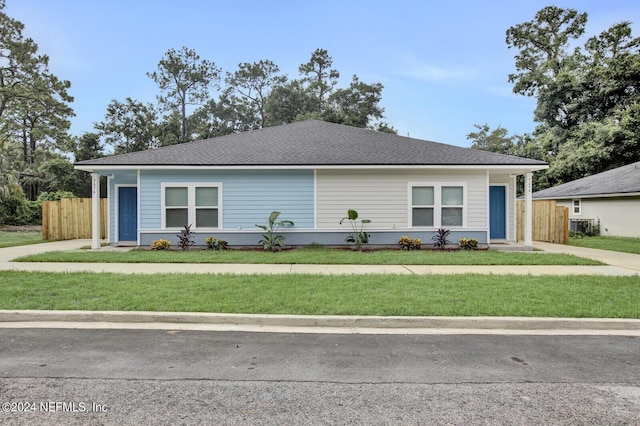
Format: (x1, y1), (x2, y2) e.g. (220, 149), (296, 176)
(470, 6), (640, 190)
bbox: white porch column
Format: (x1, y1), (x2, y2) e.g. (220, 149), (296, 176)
(91, 173), (101, 250)
(524, 172), (533, 247)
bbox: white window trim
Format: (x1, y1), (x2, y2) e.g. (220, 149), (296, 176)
(408, 182), (467, 228)
(572, 198), (581, 215)
(161, 183), (222, 230)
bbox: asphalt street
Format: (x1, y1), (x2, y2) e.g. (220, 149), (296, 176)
(0, 329), (639, 424)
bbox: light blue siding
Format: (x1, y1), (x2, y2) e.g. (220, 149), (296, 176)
(138, 170), (314, 230)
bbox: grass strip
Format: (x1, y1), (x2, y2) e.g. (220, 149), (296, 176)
(0, 271), (637, 318)
(0, 231), (44, 248)
(14, 248), (602, 265)
(569, 236), (640, 255)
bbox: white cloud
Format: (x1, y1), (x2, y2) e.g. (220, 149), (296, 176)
(395, 55), (476, 84)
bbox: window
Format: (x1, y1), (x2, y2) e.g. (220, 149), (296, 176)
(195, 187), (218, 228)
(165, 187), (188, 228)
(162, 184), (220, 229)
(412, 186), (434, 226)
(573, 199), (581, 215)
(410, 183), (465, 227)
(441, 186), (463, 226)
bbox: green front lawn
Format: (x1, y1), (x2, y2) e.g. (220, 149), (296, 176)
(569, 236), (640, 255)
(14, 247), (602, 265)
(0, 271), (637, 318)
(0, 230), (44, 248)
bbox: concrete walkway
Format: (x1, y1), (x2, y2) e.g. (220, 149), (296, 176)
(533, 241), (640, 272)
(0, 239), (638, 276)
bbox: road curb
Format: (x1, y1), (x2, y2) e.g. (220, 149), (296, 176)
(1, 310), (639, 330)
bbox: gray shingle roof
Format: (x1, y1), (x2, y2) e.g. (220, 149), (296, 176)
(76, 120), (547, 167)
(533, 162), (640, 199)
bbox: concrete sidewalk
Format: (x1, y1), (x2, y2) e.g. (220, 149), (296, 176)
(0, 239), (638, 276)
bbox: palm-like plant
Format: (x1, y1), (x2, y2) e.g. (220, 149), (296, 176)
(339, 209), (371, 251)
(256, 211), (294, 252)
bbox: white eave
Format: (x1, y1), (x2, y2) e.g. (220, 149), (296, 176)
(75, 164), (549, 173)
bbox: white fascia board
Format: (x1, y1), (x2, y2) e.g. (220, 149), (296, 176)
(75, 164), (549, 173)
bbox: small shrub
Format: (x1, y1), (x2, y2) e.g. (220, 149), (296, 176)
(399, 235), (422, 250)
(459, 237), (478, 250)
(339, 209), (371, 251)
(205, 236), (216, 250)
(37, 191), (76, 201)
(256, 211), (294, 252)
(176, 224), (195, 250)
(432, 228), (450, 250)
(151, 239), (171, 250)
(206, 236), (228, 251)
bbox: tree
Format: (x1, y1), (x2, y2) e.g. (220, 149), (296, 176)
(0, 1), (74, 201)
(4, 72), (74, 165)
(466, 124), (515, 155)
(265, 79), (314, 125)
(68, 132), (104, 197)
(95, 98), (159, 154)
(0, 0), (47, 121)
(73, 132), (103, 162)
(326, 75), (384, 127)
(224, 60), (286, 129)
(188, 99), (236, 140)
(299, 48), (340, 114)
(507, 6), (640, 186)
(0, 138), (20, 203)
(506, 6), (587, 98)
(371, 122), (397, 134)
(147, 47), (221, 141)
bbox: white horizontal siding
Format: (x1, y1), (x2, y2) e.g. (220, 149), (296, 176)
(316, 169), (487, 230)
(560, 197), (640, 238)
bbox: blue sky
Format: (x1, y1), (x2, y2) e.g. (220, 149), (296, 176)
(7, 0), (640, 147)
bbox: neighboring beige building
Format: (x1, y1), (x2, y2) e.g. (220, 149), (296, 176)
(533, 162), (640, 238)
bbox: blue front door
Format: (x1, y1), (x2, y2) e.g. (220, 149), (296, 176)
(489, 186), (506, 240)
(118, 187), (137, 241)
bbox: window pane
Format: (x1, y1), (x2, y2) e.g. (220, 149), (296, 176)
(166, 187), (187, 207)
(166, 208), (188, 227)
(442, 207), (462, 226)
(412, 187), (434, 205)
(196, 208), (218, 228)
(196, 187), (218, 207)
(442, 186), (463, 205)
(412, 208), (433, 227)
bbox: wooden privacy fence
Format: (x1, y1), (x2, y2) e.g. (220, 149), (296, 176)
(517, 200), (569, 244)
(42, 198), (107, 241)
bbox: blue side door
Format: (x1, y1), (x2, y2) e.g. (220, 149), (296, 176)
(118, 187), (137, 241)
(489, 186), (506, 240)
